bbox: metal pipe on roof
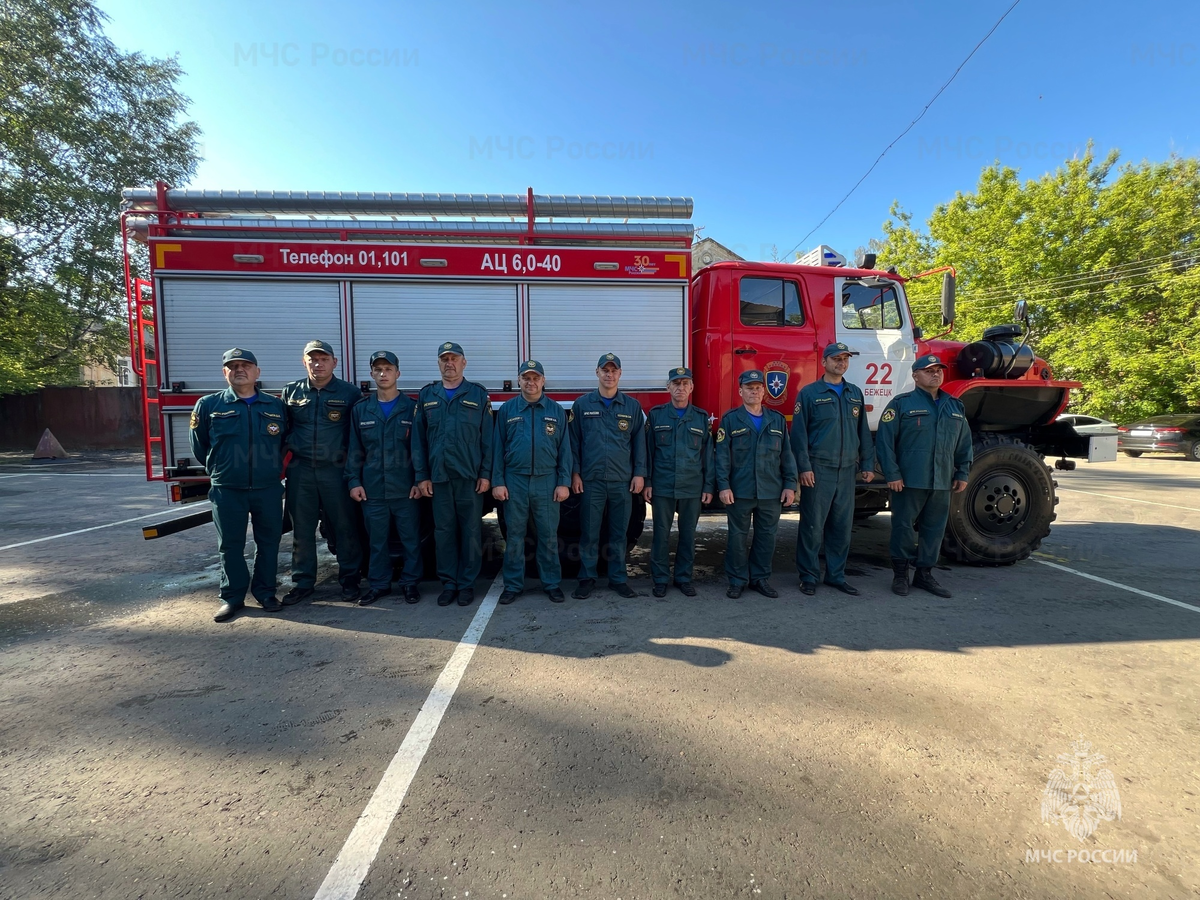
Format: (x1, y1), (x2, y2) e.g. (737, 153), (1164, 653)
(124, 216), (694, 240)
(120, 189), (693, 219)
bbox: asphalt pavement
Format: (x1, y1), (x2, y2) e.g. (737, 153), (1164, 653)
(1, 452), (1198, 899)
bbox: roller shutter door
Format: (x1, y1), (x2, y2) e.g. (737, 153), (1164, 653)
(528, 284), (686, 390)
(351, 282), (518, 391)
(159, 279), (342, 391)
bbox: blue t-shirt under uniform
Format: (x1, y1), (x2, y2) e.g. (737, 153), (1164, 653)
(828, 381), (845, 396)
(378, 397), (400, 419)
(749, 412), (764, 431)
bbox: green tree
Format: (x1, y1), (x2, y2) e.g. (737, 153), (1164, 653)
(0, 0), (199, 393)
(872, 148), (1200, 422)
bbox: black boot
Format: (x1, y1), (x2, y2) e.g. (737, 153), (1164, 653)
(912, 567), (952, 598)
(891, 559), (910, 596)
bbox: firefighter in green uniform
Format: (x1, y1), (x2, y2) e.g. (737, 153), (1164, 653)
(345, 351), (422, 607)
(281, 340), (364, 604)
(413, 342), (493, 607)
(790, 342), (876, 596)
(492, 360), (572, 605)
(643, 366), (714, 598)
(568, 352), (647, 599)
(189, 348), (289, 623)
(875, 354), (973, 598)
(715, 370), (798, 598)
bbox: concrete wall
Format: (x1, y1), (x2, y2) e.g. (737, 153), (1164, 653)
(0, 387), (143, 451)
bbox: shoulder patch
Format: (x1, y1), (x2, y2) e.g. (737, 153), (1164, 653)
(190, 409), (199, 429)
(568, 409), (574, 422)
(881, 408), (896, 423)
(794, 400), (802, 415)
(716, 427), (726, 443)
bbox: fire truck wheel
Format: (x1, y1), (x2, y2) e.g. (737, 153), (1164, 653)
(942, 435), (1057, 566)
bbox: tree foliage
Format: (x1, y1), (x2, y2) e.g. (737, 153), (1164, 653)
(0, 0), (199, 393)
(871, 148), (1200, 422)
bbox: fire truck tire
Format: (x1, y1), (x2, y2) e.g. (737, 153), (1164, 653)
(1122, 450), (1142, 458)
(942, 435), (1057, 566)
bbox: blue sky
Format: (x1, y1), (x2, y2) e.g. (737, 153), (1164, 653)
(98, 0), (1197, 261)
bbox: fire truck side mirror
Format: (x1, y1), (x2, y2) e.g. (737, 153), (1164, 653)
(940, 272), (956, 326)
(1014, 299), (1028, 323)
(913, 326), (924, 340)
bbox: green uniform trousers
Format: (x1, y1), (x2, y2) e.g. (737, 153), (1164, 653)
(796, 463), (857, 585)
(501, 474), (562, 592)
(889, 487), (951, 568)
(650, 495), (702, 585)
(579, 480), (632, 583)
(725, 497), (782, 588)
(286, 463), (363, 589)
(361, 497), (422, 591)
(432, 477), (483, 589)
(210, 484), (284, 605)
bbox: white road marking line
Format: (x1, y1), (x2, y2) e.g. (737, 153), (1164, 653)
(313, 575), (503, 900)
(0, 472), (145, 479)
(0, 504), (210, 552)
(1056, 487), (1200, 513)
(1034, 558), (1200, 614)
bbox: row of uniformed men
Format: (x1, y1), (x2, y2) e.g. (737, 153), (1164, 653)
(189, 339), (972, 622)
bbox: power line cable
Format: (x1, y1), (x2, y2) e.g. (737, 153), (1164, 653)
(781, 0), (1023, 260)
(943, 254), (1188, 302)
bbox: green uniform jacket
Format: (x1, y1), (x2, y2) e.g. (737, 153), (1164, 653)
(790, 378), (875, 472)
(189, 389), (289, 489)
(492, 394), (572, 487)
(645, 403), (715, 498)
(875, 389), (974, 489)
(282, 376), (362, 467)
(715, 406), (798, 499)
(568, 390), (647, 483)
(412, 380), (494, 483)
(344, 393), (418, 500)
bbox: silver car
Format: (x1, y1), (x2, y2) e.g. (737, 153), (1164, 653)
(1057, 413), (1119, 436)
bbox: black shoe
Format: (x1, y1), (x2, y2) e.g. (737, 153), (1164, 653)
(281, 586), (314, 606)
(259, 595), (283, 612)
(750, 581), (779, 598)
(844, 566), (867, 578)
(498, 589), (520, 605)
(824, 580), (860, 596)
(457, 587), (475, 606)
(800, 581), (817, 596)
(214, 601), (243, 623)
(912, 568), (952, 598)
(675, 581), (697, 597)
(610, 583), (637, 599)
(891, 559), (910, 596)
(437, 588), (457, 607)
(358, 587), (391, 606)
(572, 578), (595, 600)
(341, 582), (362, 601)
(652, 583), (668, 598)
(546, 587), (565, 603)
(403, 585), (421, 604)
(726, 584), (744, 599)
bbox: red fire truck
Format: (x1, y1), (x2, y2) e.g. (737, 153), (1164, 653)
(122, 185), (1112, 566)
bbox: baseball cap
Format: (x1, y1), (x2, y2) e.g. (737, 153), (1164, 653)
(519, 359), (545, 376)
(222, 348), (257, 366)
(438, 341), (465, 357)
(739, 369), (766, 385)
(668, 366), (693, 381)
(823, 342), (860, 359)
(912, 354), (947, 371)
(303, 340), (335, 356)
(369, 350), (399, 368)
(597, 352), (622, 368)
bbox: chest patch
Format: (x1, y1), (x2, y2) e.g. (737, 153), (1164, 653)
(851, 406), (860, 417)
(545, 421), (557, 436)
(327, 410), (342, 422)
(267, 422), (281, 435)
